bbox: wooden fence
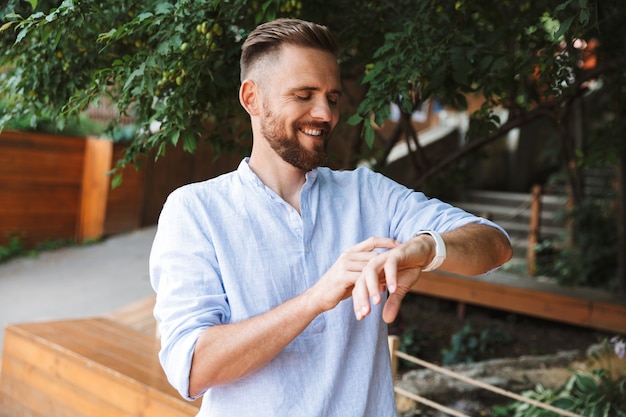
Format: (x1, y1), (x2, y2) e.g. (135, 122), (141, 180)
(0, 130), (111, 247)
(0, 130), (240, 249)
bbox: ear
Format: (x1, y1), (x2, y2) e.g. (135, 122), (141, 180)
(239, 79), (260, 116)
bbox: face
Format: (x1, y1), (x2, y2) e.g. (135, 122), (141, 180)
(256, 45), (342, 171)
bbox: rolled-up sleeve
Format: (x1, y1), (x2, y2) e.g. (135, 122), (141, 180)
(149, 188), (229, 400)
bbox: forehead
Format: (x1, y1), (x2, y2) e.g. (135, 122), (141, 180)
(266, 45), (342, 92)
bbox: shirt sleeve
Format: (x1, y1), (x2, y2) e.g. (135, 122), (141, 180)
(149, 186), (230, 400)
(360, 167), (510, 243)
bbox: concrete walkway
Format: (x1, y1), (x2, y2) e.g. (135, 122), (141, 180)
(0, 226), (157, 356)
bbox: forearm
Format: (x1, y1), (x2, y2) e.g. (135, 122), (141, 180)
(438, 223), (512, 275)
(188, 287), (322, 397)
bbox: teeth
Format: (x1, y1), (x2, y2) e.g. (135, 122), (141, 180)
(302, 128), (322, 136)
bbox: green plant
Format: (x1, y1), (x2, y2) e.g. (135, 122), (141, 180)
(494, 338), (626, 417)
(0, 235), (88, 264)
(33, 237), (78, 252)
(2, 1), (624, 173)
(441, 323), (512, 365)
(0, 236), (24, 262)
(535, 195), (618, 290)
(2, 0), (625, 286)
(397, 325), (428, 369)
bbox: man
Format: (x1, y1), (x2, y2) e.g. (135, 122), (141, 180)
(150, 18), (512, 417)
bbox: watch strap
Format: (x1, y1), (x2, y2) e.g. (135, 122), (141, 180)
(414, 230), (446, 272)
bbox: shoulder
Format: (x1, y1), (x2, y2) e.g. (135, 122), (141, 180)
(165, 170), (238, 208)
(318, 165), (394, 185)
(317, 166), (411, 197)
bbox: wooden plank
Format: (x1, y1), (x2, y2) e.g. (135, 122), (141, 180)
(77, 137), (112, 242)
(528, 184), (541, 275)
(0, 214), (78, 247)
(106, 294), (157, 336)
(103, 143), (145, 236)
(0, 182), (80, 214)
(0, 131), (87, 248)
(6, 320), (174, 391)
(1, 356), (123, 417)
(410, 271), (626, 334)
(0, 318), (200, 417)
(0, 130), (85, 183)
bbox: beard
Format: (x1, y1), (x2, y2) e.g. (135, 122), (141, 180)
(260, 108), (331, 171)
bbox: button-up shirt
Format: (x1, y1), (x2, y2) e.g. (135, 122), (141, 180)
(150, 158), (503, 416)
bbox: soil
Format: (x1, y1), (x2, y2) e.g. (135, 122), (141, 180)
(388, 292), (612, 370)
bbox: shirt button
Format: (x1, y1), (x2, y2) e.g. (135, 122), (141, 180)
(305, 246), (311, 253)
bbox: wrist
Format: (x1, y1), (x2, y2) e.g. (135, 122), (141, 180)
(413, 230), (447, 271)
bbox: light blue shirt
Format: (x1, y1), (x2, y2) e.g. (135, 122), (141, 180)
(150, 158), (503, 417)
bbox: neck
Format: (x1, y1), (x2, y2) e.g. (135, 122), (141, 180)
(248, 151), (307, 213)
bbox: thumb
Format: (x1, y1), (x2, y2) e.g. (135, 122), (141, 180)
(382, 290), (407, 323)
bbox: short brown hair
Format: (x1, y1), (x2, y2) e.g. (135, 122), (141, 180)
(240, 18), (338, 82)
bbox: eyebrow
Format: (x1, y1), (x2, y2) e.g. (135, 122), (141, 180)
(288, 86), (343, 97)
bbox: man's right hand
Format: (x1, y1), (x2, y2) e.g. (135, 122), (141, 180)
(307, 237), (398, 315)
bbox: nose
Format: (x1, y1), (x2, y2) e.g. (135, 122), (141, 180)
(310, 97), (334, 122)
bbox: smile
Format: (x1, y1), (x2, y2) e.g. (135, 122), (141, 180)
(301, 128), (323, 136)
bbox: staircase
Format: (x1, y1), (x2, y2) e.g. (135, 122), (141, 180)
(447, 187), (570, 274)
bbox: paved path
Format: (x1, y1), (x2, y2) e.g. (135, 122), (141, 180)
(0, 226), (157, 356)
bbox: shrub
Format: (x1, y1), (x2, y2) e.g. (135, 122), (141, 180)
(494, 338), (626, 417)
(441, 323), (512, 365)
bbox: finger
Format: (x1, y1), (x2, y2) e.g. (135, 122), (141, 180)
(352, 278), (371, 320)
(345, 237), (398, 254)
(383, 256), (399, 294)
(382, 292), (403, 323)
(362, 260), (385, 306)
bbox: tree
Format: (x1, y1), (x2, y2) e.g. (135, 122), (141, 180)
(1, 0), (625, 289)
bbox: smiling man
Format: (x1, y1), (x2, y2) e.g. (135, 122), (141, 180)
(150, 18), (512, 417)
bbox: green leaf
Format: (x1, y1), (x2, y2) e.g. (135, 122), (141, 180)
(364, 125), (375, 148)
(155, 3), (174, 14)
(170, 129), (181, 147)
(137, 12), (154, 22)
(554, 16), (574, 39)
(111, 173), (123, 189)
(27, 0), (38, 10)
(15, 28), (28, 43)
(0, 21), (18, 33)
(346, 114), (363, 126)
(551, 397), (575, 409)
(555, 0), (574, 12)
(183, 134), (197, 154)
(579, 8), (590, 25)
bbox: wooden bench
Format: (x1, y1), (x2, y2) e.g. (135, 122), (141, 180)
(411, 270), (626, 334)
(0, 317), (201, 417)
(105, 294), (158, 336)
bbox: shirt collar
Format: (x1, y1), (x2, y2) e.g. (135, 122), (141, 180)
(238, 157), (319, 191)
